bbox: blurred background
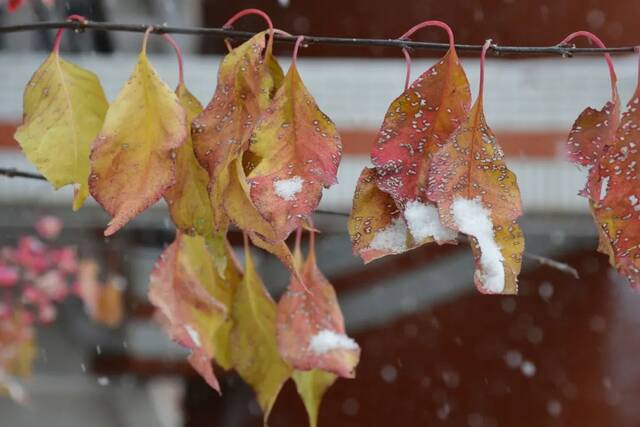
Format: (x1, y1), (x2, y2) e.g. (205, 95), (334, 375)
(2, 0), (640, 426)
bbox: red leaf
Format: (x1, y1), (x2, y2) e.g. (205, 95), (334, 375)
(567, 96), (620, 200)
(371, 47), (471, 206)
(277, 232), (360, 378)
(592, 86), (640, 287)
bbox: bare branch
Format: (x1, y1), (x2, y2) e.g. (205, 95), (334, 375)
(0, 20), (636, 56)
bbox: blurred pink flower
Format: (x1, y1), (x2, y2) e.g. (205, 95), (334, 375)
(15, 237), (48, 274)
(35, 216), (63, 240)
(49, 247), (78, 274)
(0, 266), (18, 287)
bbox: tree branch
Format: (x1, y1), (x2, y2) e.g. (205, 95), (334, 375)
(0, 20), (637, 56)
(0, 168), (47, 181)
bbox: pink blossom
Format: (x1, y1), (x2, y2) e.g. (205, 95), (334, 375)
(0, 265), (18, 287)
(50, 247), (78, 274)
(38, 304), (57, 324)
(15, 237), (48, 274)
(35, 216), (63, 240)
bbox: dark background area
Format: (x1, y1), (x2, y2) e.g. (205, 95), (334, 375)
(200, 0), (638, 57)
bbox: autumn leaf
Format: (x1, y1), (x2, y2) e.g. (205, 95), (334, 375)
(148, 232), (227, 392)
(246, 51), (342, 241)
(371, 44), (470, 207)
(348, 27), (467, 262)
(567, 94), (620, 200)
(209, 236), (244, 370)
(90, 32), (187, 236)
(277, 231), (360, 377)
(192, 31), (284, 232)
(76, 260), (124, 327)
(591, 81), (640, 287)
(560, 32), (640, 285)
(562, 32), (620, 202)
(14, 45), (108, 210)
(224, 158), (296, 270)
(230, 237), (292, 423)
(0, 311), (35, 403)
(163, 83), (215, 236)
(292, 370), (337, 427)
(428, 41), (523, 294)
(348, 168), (456, 262)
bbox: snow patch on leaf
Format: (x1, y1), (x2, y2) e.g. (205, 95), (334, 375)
(404, 201), (457, 243)
(309, 330), (358, 355)
(452, 197), (504, 293)
(185, 325), (201, 348)
(273, 176), (304, 201)
(369, 217), (408, 254)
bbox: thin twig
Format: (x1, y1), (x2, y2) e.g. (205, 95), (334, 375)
(0, 168), (47, 181)
(0, 20), (637, 56)
(523, 251), (580, 279)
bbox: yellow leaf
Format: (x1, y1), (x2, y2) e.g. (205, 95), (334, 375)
(205, 231), (229, 279)
(209, 236), (243, 371)
(230, 240), (292, 423)
(192, 31), (283, 232)
(292, 370), (337, 427)
(14, 52), (108, 210)
(90, 36), (187, 236)
(164, 83), (214, 236)
(348, 168), (418, 263)
(224, 158), (296, 270)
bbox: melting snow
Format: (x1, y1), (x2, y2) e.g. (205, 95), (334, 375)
(369, 217), (408, 253)
(309, 329), (358, 355)
(404, 201), (457, 243)
(452, 197), (505, 293)
(185, 325), (201, 347)
(274, 176), (304, 201)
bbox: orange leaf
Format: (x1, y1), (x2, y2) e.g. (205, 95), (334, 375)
(246, 62), (342, 241)
(90, 35), (187, 236)
(93, 279), (124, 328)
(349, 168), (422, 262)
